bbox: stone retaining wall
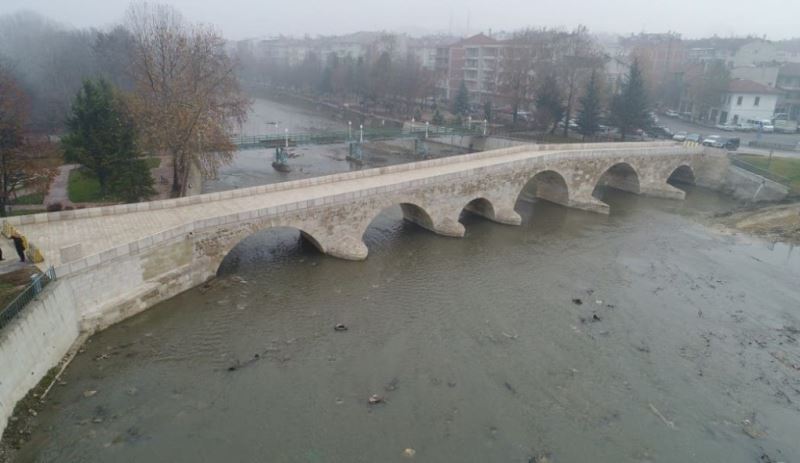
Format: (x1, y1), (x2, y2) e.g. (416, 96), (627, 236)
(0, 282), (80, 438)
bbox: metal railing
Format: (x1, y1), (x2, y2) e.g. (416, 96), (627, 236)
(231, 126), (481, 149)
(0, 266), (56, 330)
(747, 140), (800, 152)
(729, 155), (793, 188)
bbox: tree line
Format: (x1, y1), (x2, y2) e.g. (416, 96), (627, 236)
(0, 3), (249, 212)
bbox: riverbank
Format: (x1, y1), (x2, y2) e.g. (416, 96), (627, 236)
(715, 202), (800, 244)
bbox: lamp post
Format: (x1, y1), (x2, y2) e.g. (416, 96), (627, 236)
(284, 128), (289, 148)
(359, 124), (363, 143)
(411, 117), (415, 133)
(348, 121), (352, 140)
(425, 121), (429, 139)
(483, 119), (488, 136)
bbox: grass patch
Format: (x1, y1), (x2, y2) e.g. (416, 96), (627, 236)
(737, 154), (800, 192)
(145, 157), (161, 169)
(10, 192), (44, 205)
(0, 268), (41, 308)
(67, 168), (114, 203)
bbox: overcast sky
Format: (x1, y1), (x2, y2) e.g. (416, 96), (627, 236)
(0, 0), (797, 40)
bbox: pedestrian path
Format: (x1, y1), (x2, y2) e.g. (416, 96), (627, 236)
(43, 164), (79, 208)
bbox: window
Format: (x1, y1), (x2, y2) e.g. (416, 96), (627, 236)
(754, 96), (760, 106)
(737, 96), (743, 106)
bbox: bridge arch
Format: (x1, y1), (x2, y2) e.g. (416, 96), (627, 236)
(516, 170), (570, 207)
(460, 197), (496, 222)
(359, 201), (437, 239)
(667, 165), (696, 188)
(215, 225), (327, 275)
(592, 162), (640, 199)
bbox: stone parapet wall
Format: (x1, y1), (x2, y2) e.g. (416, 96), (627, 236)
(5, 142), (678, 227)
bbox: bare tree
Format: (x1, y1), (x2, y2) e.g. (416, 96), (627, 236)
(0, 64), (57, 215)
(125, 2), (249, 196)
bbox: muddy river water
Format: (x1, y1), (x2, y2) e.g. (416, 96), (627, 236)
(12, 99), (800, 463)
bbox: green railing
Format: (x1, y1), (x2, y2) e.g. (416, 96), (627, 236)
(232, 126), (481, 149)
(0, 266), (56, 330)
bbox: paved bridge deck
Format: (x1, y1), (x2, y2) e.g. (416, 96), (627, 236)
(10, 141), (701, 270)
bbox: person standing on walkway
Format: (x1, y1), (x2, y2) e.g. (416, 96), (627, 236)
(11, 233), (26, 262)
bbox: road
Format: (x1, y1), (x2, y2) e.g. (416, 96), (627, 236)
(658, 115), (800, 146)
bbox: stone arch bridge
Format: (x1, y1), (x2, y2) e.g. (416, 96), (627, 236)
(6, 141), (728, 331)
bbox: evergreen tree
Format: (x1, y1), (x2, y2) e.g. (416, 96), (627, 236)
(535, 74), (564, 133)
(431, 110), (445, 126)
(453, 81), (470, 116)
(610, 59), (650, 141)
(110, 157), (156, 203)
(576, 70), (602, 140)
(63, 79), (154, 202)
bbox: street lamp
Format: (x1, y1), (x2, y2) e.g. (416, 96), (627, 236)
(284, 128), (289, 148)
(359, 124), (363, 143)
(348, 121), (352, 140)
(483, 119), (488, 136)
(425, 121), (429, 139)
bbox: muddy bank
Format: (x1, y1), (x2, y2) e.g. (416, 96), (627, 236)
(714, 202), (800, 244)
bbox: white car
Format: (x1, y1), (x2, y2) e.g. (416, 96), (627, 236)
(665, 109), (679, 117)
(672, 131), (687, 141)
(716, 123), (737, 132)
(702, 135), (722, 146)
(761, 123), (775, 133)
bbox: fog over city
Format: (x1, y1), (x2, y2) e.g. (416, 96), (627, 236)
(3, 1), (800, 463)
(0, 0), (798, 39)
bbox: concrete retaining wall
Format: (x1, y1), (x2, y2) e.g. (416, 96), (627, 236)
(0, 282), (80, 437)
(724, 165), (790, 202)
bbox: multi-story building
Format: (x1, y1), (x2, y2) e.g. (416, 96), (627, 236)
(776, 63), (800, 121)
(716, 79), (780, 125)
(436, 33), (506, 105)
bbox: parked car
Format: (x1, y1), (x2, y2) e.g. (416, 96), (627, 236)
(665, 109), (679, 117)
(736, 122), (756, 132)
(672, 131), (688, 141)
(716, 123), (737, 132)
(686, 133), (702, 143)
(721, 137), (741, 151)
(651, 125), (674, 138)
(702, 135), (722, 146)
(760, 121), (775, 133)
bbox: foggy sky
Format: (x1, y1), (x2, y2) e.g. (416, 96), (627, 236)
(0, 0), (796, 41)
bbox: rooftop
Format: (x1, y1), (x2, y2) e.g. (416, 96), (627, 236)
(728, 78), (781, 94)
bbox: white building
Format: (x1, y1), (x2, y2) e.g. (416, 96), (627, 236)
(717, 79), (780, 125)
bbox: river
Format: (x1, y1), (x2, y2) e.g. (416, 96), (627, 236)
(10, 98), (800, 463)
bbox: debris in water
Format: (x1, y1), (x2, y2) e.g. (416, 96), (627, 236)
(368, 394), (384, 405)
(385, 377), (399, 391)
(595, 300), (603, 305)
(402, 448), (416, 458)
(83, 390), (98, 398)
(648, 403), (676, 429)
(334, 323), (348, 332)
(501, 331), (518, 339)
(572, 298), (583, 305)
(592, 314), (602, 322)
(742, 417), (767, 439)
(504, 382), (517, 394)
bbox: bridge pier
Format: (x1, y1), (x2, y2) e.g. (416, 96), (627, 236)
(569, 194), (611, 215)
(490, 208), (522, 226)
(323, 235), (369, 261)
(639, 183), (686, 200)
